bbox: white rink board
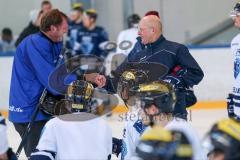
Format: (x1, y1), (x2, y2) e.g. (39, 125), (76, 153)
(0, 47), (233, 109)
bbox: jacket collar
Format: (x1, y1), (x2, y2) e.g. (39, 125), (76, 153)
(147, 34), (165, 48)
(137, 35), (166, 49)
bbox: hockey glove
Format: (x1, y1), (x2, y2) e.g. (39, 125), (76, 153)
(163, 75), (185, 89)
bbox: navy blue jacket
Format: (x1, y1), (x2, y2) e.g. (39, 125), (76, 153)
(107, 35), (204, 92)
(67, 25), (108, 57)
(106, 35), (204, 119)
(9, 32), (63, 123)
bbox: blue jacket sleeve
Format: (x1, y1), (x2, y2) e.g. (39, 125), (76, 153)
(25, 38), (61, 95)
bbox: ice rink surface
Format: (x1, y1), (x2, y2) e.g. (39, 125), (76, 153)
(7, 109), (227, 160)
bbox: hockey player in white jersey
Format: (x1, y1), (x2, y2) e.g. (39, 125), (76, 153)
(228, 2), (240, 121)
(30, 80), (114, 160)
(116, 14), (140, 55)
(121, 80), (205, 160)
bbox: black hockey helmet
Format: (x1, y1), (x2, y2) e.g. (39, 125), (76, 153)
(136, 126), (193, 160)
(66, 80), (94, 113)
(202, 119), (240, 160)
(130, 80), (177, 113)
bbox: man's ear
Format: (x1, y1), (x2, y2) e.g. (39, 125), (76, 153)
(50, 25), (57, 32)
(151, 27), (155, 33)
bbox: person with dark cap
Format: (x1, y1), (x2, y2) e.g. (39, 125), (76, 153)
(117, 14), (140, 55)
(68, 9), (109, 57)
(66, 2), (84, 52)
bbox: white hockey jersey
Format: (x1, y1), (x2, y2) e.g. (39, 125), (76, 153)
(231, 33), (240, 116)
(31, 112), (112, 160)
(116, 27), (138, 55)
(121, 117), (205, 160)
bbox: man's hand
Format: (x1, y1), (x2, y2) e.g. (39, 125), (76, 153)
(84, 73), (106, 88)
(163, 75), (185, 89)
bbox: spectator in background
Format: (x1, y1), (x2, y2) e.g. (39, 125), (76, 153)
(15, 1), (52, 47)
(0, 28), (15, 53)
(70, 9), (109, 57)
(15, 10), (43, 47)
(41, 0), (52, 14)
(116, 14), (140, 55)
(66, 3), (84, 52)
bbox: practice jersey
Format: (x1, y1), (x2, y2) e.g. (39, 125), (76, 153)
(66, 21), (83, 52)
(231, 33), (240, 116)
(69, 26), (108, 57)
(116, 27), (138, 55)
(121, 117), (204, 160)
(9, 32), (63, 123)
(30, 112), (112, 160)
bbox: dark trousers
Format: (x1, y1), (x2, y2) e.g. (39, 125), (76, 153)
(13, 120), (48, 158)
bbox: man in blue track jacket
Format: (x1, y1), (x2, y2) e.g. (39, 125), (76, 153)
(8, 9), (68, 158)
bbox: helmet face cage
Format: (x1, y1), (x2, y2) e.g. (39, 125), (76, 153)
(67, 80), (94, 112)
(140, 92), (176, 114)
(118, 70), (148, 101)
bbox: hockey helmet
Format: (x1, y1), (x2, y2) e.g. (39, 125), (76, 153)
(136, 126), (193, 160)
(130, 80), (177, 113)
(202, 118), (240, 160)
(66, 80), (94, 112)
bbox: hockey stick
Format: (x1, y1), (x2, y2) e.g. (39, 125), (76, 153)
(16, 90), (47, 158)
